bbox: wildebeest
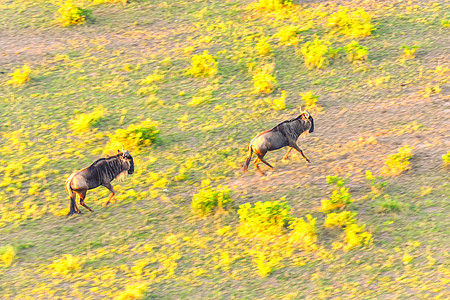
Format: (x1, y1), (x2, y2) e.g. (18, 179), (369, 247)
(243, 109), (314, 175)
(65, 148), (135, 216)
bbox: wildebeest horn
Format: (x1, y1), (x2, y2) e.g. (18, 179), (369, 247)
(122, 145), (125, 156)
(300, 106), (303, 113)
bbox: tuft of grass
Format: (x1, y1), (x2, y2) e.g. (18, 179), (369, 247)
(401, 45), (419, 60)
(375, 195), (401, 213)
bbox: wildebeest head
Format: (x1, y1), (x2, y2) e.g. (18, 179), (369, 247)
(300, 109), (314, 133)
(119, 148), (134, 174)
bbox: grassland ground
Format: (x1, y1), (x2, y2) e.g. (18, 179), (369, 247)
(0, 0), (449, 298)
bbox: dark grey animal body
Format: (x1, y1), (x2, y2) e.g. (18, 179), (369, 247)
(65, 150), (134, 216)
(243, 111), (314, 175)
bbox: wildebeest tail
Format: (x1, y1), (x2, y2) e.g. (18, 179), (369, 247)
(65, 172), (77, 216)
(243, 144), (253, 173)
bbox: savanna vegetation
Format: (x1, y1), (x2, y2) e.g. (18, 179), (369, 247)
(0, 0), (448, 298)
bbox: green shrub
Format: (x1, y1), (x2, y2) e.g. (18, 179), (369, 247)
(328, 7), (375, 38)
(57, 1), (91, 27)
(381, 145), (413, 177)
(321, 187), (353, 212)
(106, 119), (159, 152)
(69, 107), (106, 134)
(191, 186), (233, 217)
(344, 41), (369, 62)
(301, 38), (340, 69)
(186, 51), (218, 77)
(326, 175), (347, 187)
(238, 201), (292, 237)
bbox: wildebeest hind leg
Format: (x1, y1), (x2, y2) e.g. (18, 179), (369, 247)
(292, 144), (310, 163)
(254, 158), (265, 175)
(78, 190), (93, 212)
(102, 183), (116, 206)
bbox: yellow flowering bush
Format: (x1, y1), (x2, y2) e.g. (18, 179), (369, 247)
(57, 1), (91, 27)
(288, 215), (317, 249)
(106, 119), (160, 152)
(47, 254), (82, 276)
(324, 211), (357, 228)
(272, 90), (286, 110)
(238, 201), (292, 237)
(301, 38), (339, 69)
(344, 41), (369, 62)
(443, 152), (450, 167)
(252, 63), (277, 94)
(6, 65), (31, 87)
(69, 107), (106, 134)
(328, 7), (375, 38)
(256, 0), (292, 10)
(0, 245), (16, 268)
(186, 51), (218, 77)
(255, 37), (272, 56)
(343, 223), (373, 251)
(381, 146), (413, 177)
(191, 185), (233, 217)
(300, 91), (320, 110)
(275, 25), (299, 46)
(401, 45), (419, 60)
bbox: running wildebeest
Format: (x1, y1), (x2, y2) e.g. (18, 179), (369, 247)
(65, 148), (134, 216)
(243, 109), (314, 175)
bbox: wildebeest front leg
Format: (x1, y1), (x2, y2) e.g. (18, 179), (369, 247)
(102, 183), (116, 206)
(78, 190), (93, 213)
(283, 147), (293, 160)
(291, 144), (310, 163)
